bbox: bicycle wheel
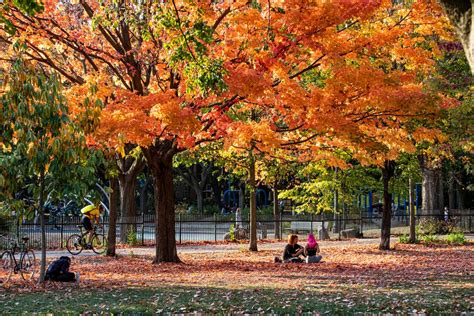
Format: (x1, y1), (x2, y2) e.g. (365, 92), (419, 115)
(0, 251), (13, 283)
(66, 234), (84, 255)
(19, 250), (36, 281)
(91, 233), (107, 254)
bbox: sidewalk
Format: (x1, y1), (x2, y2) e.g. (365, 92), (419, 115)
(39, 237), (392, 259)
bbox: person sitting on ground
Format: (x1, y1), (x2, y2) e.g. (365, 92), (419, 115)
(282, 234), (305, 263)
(80, 203), (103, 247)
(305, 233), (322, 263)
(45, 256), (79, 283)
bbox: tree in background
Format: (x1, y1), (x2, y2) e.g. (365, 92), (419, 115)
(0, 56), (99, 283)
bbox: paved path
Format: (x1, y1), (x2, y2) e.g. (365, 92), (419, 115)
(39, 238), (390, 259)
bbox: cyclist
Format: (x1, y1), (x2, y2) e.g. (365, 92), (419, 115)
(80, 203), (103, 248)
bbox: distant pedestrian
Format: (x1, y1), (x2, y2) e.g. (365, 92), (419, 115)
(444, 207), (449, 222)
(235, 207), (242, 229)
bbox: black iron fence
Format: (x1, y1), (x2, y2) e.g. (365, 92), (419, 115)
(0, 210), (472, 249)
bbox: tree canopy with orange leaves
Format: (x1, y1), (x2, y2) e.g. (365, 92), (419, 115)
(0, 0), (455, 261)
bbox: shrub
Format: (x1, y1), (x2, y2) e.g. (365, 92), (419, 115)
(417, 218), (455, 235)
(420, 234), (439, 244)
(229, 224), (235, 242)
(127, 227), (139, 246)
(398, 234), (410, 244)
(446, 232), (466, 245)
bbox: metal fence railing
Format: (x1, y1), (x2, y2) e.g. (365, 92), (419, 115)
(0, 210), (472, 249)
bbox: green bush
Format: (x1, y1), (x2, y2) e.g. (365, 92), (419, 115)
(229, 224), (235, 241)
(420, 234), (439, 244)
(446, 232), (466, 245)
(398, 234), (410, 244)
(416, 218), (455, 235)
(127, 227), (139, 246)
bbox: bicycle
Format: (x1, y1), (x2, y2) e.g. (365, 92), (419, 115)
(66, 225), (107, 255)
(0, 236), (36, 282)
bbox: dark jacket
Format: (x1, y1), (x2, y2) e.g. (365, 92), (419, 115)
(46, 257), (70, 277)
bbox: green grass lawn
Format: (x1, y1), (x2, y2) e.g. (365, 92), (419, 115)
(1, 280), (471, 314)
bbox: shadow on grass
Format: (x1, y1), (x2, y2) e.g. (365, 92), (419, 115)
(0, 282), (471, 314)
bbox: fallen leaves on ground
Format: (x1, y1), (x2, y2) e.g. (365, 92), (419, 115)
(0, 243), (472, 313)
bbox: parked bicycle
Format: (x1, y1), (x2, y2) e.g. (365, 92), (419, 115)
(66, 225), (107, 255)
(0, 236), (36, 282)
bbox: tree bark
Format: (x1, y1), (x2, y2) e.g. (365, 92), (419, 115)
(408, 177), (416, 244)
(249, 156), (258, 251)
(117, 152), (145, 243)
(38, 169), (46, 284)
(239, 182), (245, 209)
(107, 177), (119, 257)
(380, 160), (395, 250)
(438, 0), (473, 73)
(437, 168), (444, 216)
(273, 186), (281, 240)
(448, 171), (455, 210)
(210, 167), (223, 209)
(143, 142), (180, 263)
(421, 166), (435, 214)
(118, 175), (138, 243)
(139, 174), (150, 215)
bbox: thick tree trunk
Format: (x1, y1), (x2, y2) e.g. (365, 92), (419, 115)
(380, 160), (395, 250)
(409, 177), (416, 244)
(239, 182), (245, 209)
(139, 175), (150, 215)
(421, 167), (435, 214)
(143, 143), (180, 263)
(38, 170), (46, 284)
(195, 187), (204, 213)
(437, 168), (444, 216)
(107, 178), (119, 257)
(456, 180), (465, 210)
(118, 175), (138, 243)
(273, 186), (281, 240)
(116, 151), (145, 244)
(249, 157), (258, 251)
(438, 0), (473, 73)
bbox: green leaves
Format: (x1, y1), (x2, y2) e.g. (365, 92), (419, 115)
(0, 58), (102, 215)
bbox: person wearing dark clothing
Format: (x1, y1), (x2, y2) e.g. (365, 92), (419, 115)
(282, 234), (305, 263)
(45, 256), (78, 282)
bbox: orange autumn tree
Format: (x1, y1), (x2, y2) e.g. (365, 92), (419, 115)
(1, 0), (451, 261)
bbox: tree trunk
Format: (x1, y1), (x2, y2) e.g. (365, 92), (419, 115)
(118, 175), (138, 243)
(380, 160), (395, 250)
(143, 143), (180, 263)
(195, 187), (204, 213)
(448, 171), (455, 210)
(333, 189), (340, 233)
(273, 186), (281, 240)
(409, 177), (416, 243)
(438, 0), (473, 73)
(239, 182), (245, 209)
(437, 168), (444, 216)
(38, 170), (46, 284)
(107, 178), (119, 257)
(210, 167), (223, 209)
(456, 180), (465, 210)
(249, 157), (258, 251)
(139, 175), (150, 215)
(116, 150), (145, 244)
(421, 166), (436, 215)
